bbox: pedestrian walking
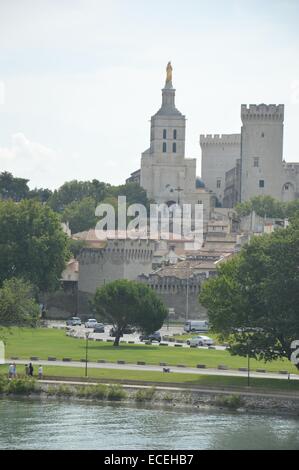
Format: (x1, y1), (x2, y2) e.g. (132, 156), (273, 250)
(12, 363), (17, 378)
(25, 364), (29, 376)
(28, 362), (34, 377)
(8, 363), (13, 379)
(38, 365), (43, 380)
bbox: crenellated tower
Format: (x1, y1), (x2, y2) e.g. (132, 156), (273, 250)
(240, 104), (284, 202)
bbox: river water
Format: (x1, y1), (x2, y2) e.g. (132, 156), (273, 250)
(0, 398), (298, 450)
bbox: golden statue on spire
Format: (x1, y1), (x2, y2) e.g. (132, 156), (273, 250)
(166, 61), (172, 83)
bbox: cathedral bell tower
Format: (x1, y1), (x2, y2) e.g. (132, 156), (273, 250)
(140, 62), (198, 206)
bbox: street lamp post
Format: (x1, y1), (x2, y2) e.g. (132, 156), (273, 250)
(186, 262), (192, 322)
(85, 332), (90, 377)
(247, 343), (250, 387)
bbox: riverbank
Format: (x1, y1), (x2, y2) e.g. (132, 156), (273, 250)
(1, 377), (299, 417)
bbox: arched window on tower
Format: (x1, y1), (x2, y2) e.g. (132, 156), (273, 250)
(173, 129), (177, 139)
(163, 142), (167, 153)
(163, 129), (167, 139)
(172, 142), (177, 153)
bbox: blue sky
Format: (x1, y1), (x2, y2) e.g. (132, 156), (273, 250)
(0, 0), (298, 188)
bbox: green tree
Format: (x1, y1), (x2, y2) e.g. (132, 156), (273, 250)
(109, 183), (150, 208)
(68, 239), (87, 259)
(235, 195), (285, 218)
(28, 187), (52, 203)
(199, 220), (299, 367)
(48, 180), (110, 212)
(62, 197), (97, 234)
(0, 278), (40, 328)
(93, 280), (168, 346)
(0, 199), (70, 291)
(0, 171), (30, 201)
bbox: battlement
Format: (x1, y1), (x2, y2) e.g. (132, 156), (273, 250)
(241, 104), (284, 122)
(200, 134), (241, 146)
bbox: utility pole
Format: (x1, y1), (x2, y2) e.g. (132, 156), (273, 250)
(85, 332), (90, 377)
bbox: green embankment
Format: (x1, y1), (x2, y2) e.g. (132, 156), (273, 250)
(2, 327), (298, 374)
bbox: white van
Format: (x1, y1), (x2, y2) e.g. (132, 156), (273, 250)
(184, 320), (209, 333)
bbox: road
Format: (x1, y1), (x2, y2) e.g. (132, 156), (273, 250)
(6, 358), (299, 382)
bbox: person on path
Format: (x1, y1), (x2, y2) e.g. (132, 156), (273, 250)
(28, 362), (34, 377)
(12, 363), (17, 378)
(8, 363), (13, 379)
(38, 365), (43, 380)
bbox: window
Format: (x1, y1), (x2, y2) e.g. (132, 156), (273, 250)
(172, 142), (177, 153)
(216, 179), (221, 189)
(259, 180), (265, 188)
(173, 129), (177, 140)
(163, 129), (167, 139)
(253, 157), (259, 168)
(261, 132), (265, 138)
(284, 184), (289, 191)
(163, 142), (167, 153)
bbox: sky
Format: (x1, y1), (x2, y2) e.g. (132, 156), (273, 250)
(0, 0), (299, 189)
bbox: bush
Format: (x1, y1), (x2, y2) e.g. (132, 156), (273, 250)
(76, 384), (108, 399)
(106, 385), (127, 401)
(46, 386), (57, 396)
(135, 387), (156, 402)
(215, 394), (244, 410)
(162, 393), (174, 402)
(0, 376), (8, 393)
(7, 378), (38, 395)
(55, 384), (73, 396)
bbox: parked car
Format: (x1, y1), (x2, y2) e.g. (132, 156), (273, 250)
(139, 331), (161, 343)
(93, 323), (105, 333)
(109, 326), (135, 337)
(85, 318), (98, 328)
(187, 335), (214, 347)
(184, 320), (209, 333)
(66, 317), (81, 326)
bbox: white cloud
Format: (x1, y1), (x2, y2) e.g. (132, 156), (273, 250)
(0, 133), (64, 188)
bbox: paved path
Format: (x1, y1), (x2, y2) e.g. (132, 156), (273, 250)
(6, 359), (299, 382)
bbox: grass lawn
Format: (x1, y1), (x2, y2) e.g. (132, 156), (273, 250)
(1, 364), (298, 392)
(2, 327), (298, 374)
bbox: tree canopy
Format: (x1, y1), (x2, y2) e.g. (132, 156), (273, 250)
(199, 219), (299, 366)
(0, 171), (30, 201)
(93, 280), (168, 346)
(62, 196), (97, 234)
(0, 277), (40, 328)
(235, 195), (285, 218)
(0, 199), (70, 291)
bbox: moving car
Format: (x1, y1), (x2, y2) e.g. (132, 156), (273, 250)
(187, 335), (214, 347)
(139, 331), (161, 343)
(85, 318), (98, 328)
(66, 317), (81, 326)
(93, 323), (105, 333)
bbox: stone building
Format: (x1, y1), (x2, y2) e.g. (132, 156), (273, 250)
(72, 230), (156, 314)
(201, 103), (299, 207)
(139, 248), (235, 320)
(129, 62), (214, 225)
(200, 134), (241, 205)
